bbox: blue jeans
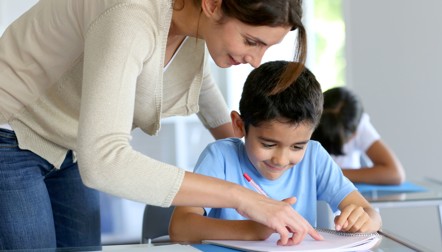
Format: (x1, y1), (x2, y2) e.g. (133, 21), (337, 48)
(0, 129), (101, 250)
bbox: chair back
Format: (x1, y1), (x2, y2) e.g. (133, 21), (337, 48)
(316, 200), (335, 229)
(141, 205), (175, 244)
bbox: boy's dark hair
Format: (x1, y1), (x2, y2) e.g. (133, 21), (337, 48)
(311, 87), (364, 155)
(239, 60), (323, 133)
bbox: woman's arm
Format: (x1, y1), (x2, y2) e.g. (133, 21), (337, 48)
(342, 140), (405, 185)
(209, 122), (235, 140)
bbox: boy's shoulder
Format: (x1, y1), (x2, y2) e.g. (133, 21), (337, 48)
(307, 140), (325, 153)
(204, 137), (244, 154)
(302, 140), (332, 163)
(210, 137), (243, 147)
(197, 138), (245, 168)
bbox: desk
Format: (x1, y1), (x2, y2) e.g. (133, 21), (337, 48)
(316, 178), (442, 250)
(357, 178), (442, 236)
(33, 232), (424, 252)
(8, 231), (429, 251)
(193, 230), (430, 251)
(114, 231), (431, 251)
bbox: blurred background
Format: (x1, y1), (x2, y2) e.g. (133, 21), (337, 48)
(1, 0), (441, 250)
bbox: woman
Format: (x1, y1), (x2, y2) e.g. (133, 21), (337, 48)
(0, 0), (318, 249)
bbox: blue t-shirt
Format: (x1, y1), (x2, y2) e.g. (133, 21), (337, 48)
(194, 138), (356, 227)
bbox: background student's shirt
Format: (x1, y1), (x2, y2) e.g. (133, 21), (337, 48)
(193, 138), (356, 226)
(332, 113), (380, 169)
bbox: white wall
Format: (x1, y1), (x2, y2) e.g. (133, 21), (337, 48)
(345, 0), (442, 181)
(3, 0), (442, 249)
(345, 0), (442, 250)
(0, 0), (37, 33)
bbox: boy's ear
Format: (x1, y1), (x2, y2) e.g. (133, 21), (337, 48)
(201, 0), (223, 21)
(231, 111), (246, 138)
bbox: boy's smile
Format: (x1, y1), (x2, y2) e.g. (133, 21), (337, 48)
(244, 119), (314, 181)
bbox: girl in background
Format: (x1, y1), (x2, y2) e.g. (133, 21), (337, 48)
(311, 87), (405, 185)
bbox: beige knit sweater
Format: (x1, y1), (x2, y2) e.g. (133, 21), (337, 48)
(0, 0), (231, 206)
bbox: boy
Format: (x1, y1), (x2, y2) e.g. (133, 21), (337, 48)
(169, 61), (382, 244)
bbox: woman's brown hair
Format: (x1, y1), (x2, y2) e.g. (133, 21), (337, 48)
(193, 0), (307, 94)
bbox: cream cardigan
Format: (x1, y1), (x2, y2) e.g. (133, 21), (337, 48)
(0, 0), (230, 206)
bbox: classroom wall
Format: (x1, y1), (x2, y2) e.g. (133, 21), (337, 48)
(2, 0), (442, 249)
(0, 0), (37, 30)
(345, 0), (442, 181)
(344, 0), (442, 250)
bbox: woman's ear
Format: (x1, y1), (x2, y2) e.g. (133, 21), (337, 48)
(231, 111), (246, 138)
(201, 0), (223, 21)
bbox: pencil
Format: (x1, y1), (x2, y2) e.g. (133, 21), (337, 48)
(243, 172), (269, 197)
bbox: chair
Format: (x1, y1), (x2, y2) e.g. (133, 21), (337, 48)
(316, 200), (335, 229)
(140, 205), (175, 244)
(141, 202), (334, 243)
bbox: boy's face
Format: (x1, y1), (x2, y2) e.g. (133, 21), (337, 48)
(244, 120), (314, 181)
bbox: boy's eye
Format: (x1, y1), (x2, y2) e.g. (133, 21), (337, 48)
(262, 143), (275, 148)
(292, 145), (304, 150)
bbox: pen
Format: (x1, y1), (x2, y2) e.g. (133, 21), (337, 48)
(243, 172), (269, 197)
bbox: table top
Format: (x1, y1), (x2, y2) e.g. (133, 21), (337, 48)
(192, 230), (430, 251)
(107, 232), (431, 251)
(358, 177), (442, 205)
(11, 230), (429, 252)
(9, 178), (441, 252)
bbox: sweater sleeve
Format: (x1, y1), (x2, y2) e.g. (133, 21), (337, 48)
(196, 54), (231, 129)
(77, 4), (184, 207)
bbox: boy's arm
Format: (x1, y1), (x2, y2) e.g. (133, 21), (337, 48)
(169, 206), (274, 243)
(335, 190), (382, 233)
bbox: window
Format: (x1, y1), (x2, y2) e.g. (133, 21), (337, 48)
(310, 0), (346, 91)
(223, 0), (346, 111)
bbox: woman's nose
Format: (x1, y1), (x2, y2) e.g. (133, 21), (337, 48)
(244, 48), (266, 68)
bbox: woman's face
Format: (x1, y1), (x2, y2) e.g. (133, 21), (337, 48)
(203, 17), (291, 68)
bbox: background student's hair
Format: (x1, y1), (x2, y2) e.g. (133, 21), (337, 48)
(311, 86), (405, 185)
(312, 87), (363, 155)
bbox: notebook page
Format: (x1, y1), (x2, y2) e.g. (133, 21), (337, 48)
(203, 229), (381, 252)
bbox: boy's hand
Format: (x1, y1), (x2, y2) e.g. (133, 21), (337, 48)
(335, 190), (382, 233)
(334, 203), (373, 232)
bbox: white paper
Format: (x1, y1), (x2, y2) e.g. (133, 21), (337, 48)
(203, 230), (381, 252)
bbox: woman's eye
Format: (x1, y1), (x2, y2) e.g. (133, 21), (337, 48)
(244, 39), (258, 46)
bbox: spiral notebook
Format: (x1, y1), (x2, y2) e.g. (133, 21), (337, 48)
(202, 228), (381, 252)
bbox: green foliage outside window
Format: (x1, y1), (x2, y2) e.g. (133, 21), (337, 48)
(313, 0), (346, 91)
